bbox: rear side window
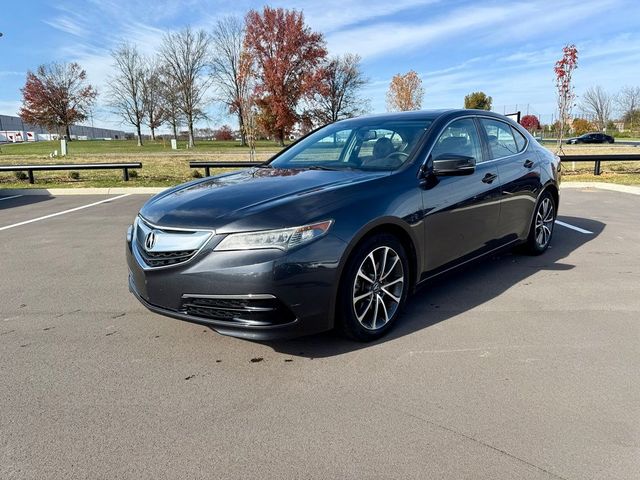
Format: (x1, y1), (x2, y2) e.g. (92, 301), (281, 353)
(511, 126), (527, 152)
(480, 118), (520, 159)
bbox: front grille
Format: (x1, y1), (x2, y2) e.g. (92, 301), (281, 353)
(138, 249), (197, 267)
(181, 296), (296, 326)
(133, 216), (213, 269)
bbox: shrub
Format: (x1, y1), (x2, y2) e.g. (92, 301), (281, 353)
(14, 171), (28, 180)
(69, 171), (80, 180)
(214, 125), (234, 141)
(192, 170), (203, 178)
(520, 115), (541, 131)
(128, 169), (138, 178)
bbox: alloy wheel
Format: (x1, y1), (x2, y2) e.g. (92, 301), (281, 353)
(352, 246), (404, 330)
(535, 197), (555, 248)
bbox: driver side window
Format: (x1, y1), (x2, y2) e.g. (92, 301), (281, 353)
(431, 118), (482, 163)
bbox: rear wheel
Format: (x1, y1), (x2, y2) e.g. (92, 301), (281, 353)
(338, 234), (409, 341)
(524, 191), (556, 255)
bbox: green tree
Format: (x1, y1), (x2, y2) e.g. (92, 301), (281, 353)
(464, 91), (492, 110)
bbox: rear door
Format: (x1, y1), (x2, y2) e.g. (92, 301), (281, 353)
(478, 118), (540, 241)
(421, 117), (501, 272)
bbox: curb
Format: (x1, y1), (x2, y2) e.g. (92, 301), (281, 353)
(0, 187), (168, 196)
(560, 182), (640, 195)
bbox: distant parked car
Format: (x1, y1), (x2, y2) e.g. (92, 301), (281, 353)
(566, 132), (614, 144)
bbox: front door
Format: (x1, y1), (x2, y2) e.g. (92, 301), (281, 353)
(422, 117), (502, 272)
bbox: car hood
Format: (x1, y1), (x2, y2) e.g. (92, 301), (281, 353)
(140, 167), (387, 231)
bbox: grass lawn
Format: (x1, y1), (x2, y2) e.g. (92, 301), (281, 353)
(1, 139), (639, 188)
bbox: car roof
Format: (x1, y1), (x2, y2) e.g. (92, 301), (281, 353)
(334, 109), (514, 124)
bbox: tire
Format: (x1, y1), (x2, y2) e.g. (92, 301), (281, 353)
(523, 191), (556, 255)
(337, 233), (410, 341)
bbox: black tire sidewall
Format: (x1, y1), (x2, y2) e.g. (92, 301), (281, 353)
(338, 233), (410, 341)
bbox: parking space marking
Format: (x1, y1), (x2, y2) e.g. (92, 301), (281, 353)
(555, 220), (593, 234)
(0, 195), (23, 202)
(0, 194), (131, 232)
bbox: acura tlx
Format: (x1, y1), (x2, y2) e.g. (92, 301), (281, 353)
(126, 109), (560, 341)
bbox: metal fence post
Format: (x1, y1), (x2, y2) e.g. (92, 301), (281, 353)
(28, 169), (34, 184)
(123, 168), (129, 181)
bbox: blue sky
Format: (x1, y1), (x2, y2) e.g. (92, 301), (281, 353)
(2, 0), (640, 132)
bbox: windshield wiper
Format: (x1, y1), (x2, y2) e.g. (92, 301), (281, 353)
(305, 165), (353, 171)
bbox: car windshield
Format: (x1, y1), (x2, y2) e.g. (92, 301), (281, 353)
(269, 119), (433, 171)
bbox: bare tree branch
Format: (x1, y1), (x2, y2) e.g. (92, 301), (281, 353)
(108, 43), (146, 146)
(580, 85), (612, 131)
(160, 26), (212, 147)
(210, 16), (248, 145)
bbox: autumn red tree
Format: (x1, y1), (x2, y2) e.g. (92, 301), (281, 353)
(214, 125), (234, 141)
(554, 44), (578, 151)
(386, 70), (424, 111)
(520, 114), (541, 131)
(20, 62), (97, 139)
(244, 7), (327, 145)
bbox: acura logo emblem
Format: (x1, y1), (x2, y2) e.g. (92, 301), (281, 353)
(145, 230), (158, 251)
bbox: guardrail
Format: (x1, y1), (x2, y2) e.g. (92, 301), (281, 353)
(189, 156), (640, 178)
(559, 154), (640, 175)
(0, 162), (143, 184)
(189, 161), (262, 177)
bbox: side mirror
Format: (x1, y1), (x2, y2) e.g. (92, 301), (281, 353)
(432, 154), (475, 176)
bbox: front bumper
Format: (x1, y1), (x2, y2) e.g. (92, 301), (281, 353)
(126, 229), (347, 340)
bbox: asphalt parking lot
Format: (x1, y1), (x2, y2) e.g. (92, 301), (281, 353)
(1, 188), (638, 479)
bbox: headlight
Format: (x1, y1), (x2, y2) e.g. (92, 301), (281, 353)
(214, 220), (333, 251)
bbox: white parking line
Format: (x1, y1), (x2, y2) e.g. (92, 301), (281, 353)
(0, 194), (131, 232)
(0, 195), (23, 202)
(555, 220), (593, 234)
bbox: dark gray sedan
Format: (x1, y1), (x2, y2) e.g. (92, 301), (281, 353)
(127, 110), (561, 341)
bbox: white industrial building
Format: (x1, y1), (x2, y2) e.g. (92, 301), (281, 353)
(0, 114), (127, 142)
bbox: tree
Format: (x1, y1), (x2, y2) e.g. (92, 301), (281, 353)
(520, 114), (541, 131)
(141, 59), (166, 140)
(464, 91), (492, 110)
(237, 50), (259, 160)
(160, 26), (212, 147)
(244, 6), (327, 146)
(616, 86), (640, 131)
(554, 44), (578, 151)
(386, 70), (424, 111)
(108, 43), (147, 146)
(580, 86), (612, 131)
(214, 125), (234, 141)
(571, 118), (593, 135)
(210, 16), (249, 146)
(19, 62), (97, 139)
(158, 65), (183, 140)
(307, 53), (369, 125)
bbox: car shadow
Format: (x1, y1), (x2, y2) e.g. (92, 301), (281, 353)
(262, 216), (605, 358)
(0, 193), (52, 211)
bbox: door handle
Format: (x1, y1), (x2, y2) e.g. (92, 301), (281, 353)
(482, 173), (497, 184)
(523, 159), (534, 168)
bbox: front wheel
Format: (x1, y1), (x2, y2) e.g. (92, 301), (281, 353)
(523, 191), (556, 255)
(338, 234), (409, 341)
